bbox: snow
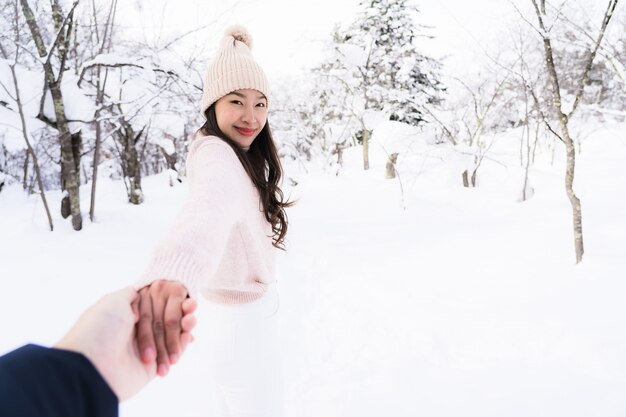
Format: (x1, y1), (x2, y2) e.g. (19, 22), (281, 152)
(0, 58), (93, 141)
(152, 112), (187, 140)
(362, 109), (390, 132)
(41, 74), (95, 128)
(157, 138), (176, 156)
(1, 121), (626, 416)
(336, 43), (368, 68)
(0, 60), (49, 150)
(0, 109), (28, 153)
(370, 120), (420, 155)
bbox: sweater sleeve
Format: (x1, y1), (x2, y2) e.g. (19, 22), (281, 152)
(137, 138), (247, 298)
(0, 344), (118, 417)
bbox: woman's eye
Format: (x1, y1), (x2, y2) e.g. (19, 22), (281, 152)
(256, 102), (266, 108)
(231, 100), (242, 105)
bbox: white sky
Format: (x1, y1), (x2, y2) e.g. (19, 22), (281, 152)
(116, 0), (618, 83)
(117, 0), (510, 79)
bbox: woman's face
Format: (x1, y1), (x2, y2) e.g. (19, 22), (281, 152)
(214, 89), (268, 150)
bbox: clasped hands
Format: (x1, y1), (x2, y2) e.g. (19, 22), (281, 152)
(135, 280), (195, 377)
(55, 280), (195, 401)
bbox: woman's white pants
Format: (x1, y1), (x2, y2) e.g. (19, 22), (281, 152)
(202, 286), (283, 417)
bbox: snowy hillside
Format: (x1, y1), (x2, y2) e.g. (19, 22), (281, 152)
(1, 122), (626, 417)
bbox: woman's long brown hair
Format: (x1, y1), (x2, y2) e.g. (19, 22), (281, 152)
(199, 104), (292, 249)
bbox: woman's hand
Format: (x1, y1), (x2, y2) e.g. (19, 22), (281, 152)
(136, 280), (197, 376)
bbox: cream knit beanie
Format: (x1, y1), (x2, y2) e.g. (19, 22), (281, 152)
(200, 25), (270, 118)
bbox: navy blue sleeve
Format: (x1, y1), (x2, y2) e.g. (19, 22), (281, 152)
(0, 344), (118, 417)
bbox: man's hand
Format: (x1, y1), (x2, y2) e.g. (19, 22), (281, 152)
(55, 286), (197, 401)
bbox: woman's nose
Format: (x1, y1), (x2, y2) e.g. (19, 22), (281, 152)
(240, 106), (256, 124)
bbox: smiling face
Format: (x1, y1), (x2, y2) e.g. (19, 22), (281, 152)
(214, 89), (268, 150)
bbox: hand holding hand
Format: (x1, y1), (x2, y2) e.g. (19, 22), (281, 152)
(55, 288), (159, 401)
(136, 280), (196, 376)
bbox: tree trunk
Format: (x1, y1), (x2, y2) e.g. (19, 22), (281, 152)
(530, 0), (616, 263)
(20, 0), (82, 230)
(362, 129), (370, 171)
(532, 123), (540, 165)
(71, 131), (82, 184)
(22, 149), (29, 191)
(561, 123), (584, 263)
(385, 153), (398, 179)
(521, 124), (531, 202)
(462, 170), (469, 188)
(89, 120), (101, 220)
(89, 0), (117, 220)
(8, 59), (54, 231)
(90, 77), (104, 221)
(159, 144), (177, 172)
(159, 144), (178, 187)
(521, 91), (532, 202)
(125, 141), (143, 204)
(52, 83), (82, 229)
(117, 126), (144, 205)
(333, 143), (344, 167)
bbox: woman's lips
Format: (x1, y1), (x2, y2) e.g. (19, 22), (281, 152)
(235, 127), (256, 136)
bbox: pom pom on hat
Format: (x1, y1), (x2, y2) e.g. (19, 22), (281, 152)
(200, 25), (269, 118)
(225, 25), (253, 50)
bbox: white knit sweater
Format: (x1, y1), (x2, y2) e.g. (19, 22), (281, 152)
(138, 135), (276, 304)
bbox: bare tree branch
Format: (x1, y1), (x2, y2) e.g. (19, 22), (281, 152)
(43, 0), (80, 66)
(567, 0), (618, 119)
(509, 1), (545, 38)
(527, 85), (564, 143)
(159, 1), (240, 51)
(421, 106), (457, 145)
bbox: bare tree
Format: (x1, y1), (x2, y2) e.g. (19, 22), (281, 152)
(110, 112), (146, 205)
(526, 0), (618, 263)
(457, 74), (512, 187)
(159, 131), (183, 187)
(426, 69), (513, 188)
(510, 31), (542, 202)
(318, 37), (377, 171)
(0, 2), (53, 230)
(20, 0), (84, 230)
(81, 59), (190, 204)
(86, 0), (118, 221)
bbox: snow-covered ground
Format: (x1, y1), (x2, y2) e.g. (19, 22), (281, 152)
(1, 122), (625, 416)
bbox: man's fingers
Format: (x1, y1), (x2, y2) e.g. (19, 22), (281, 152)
(121, 286), (139, 303)
(136, 288), (156, 364)
(131, 293), (140, 323)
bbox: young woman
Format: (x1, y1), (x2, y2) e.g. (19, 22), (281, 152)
(135, 25), (291, 417)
